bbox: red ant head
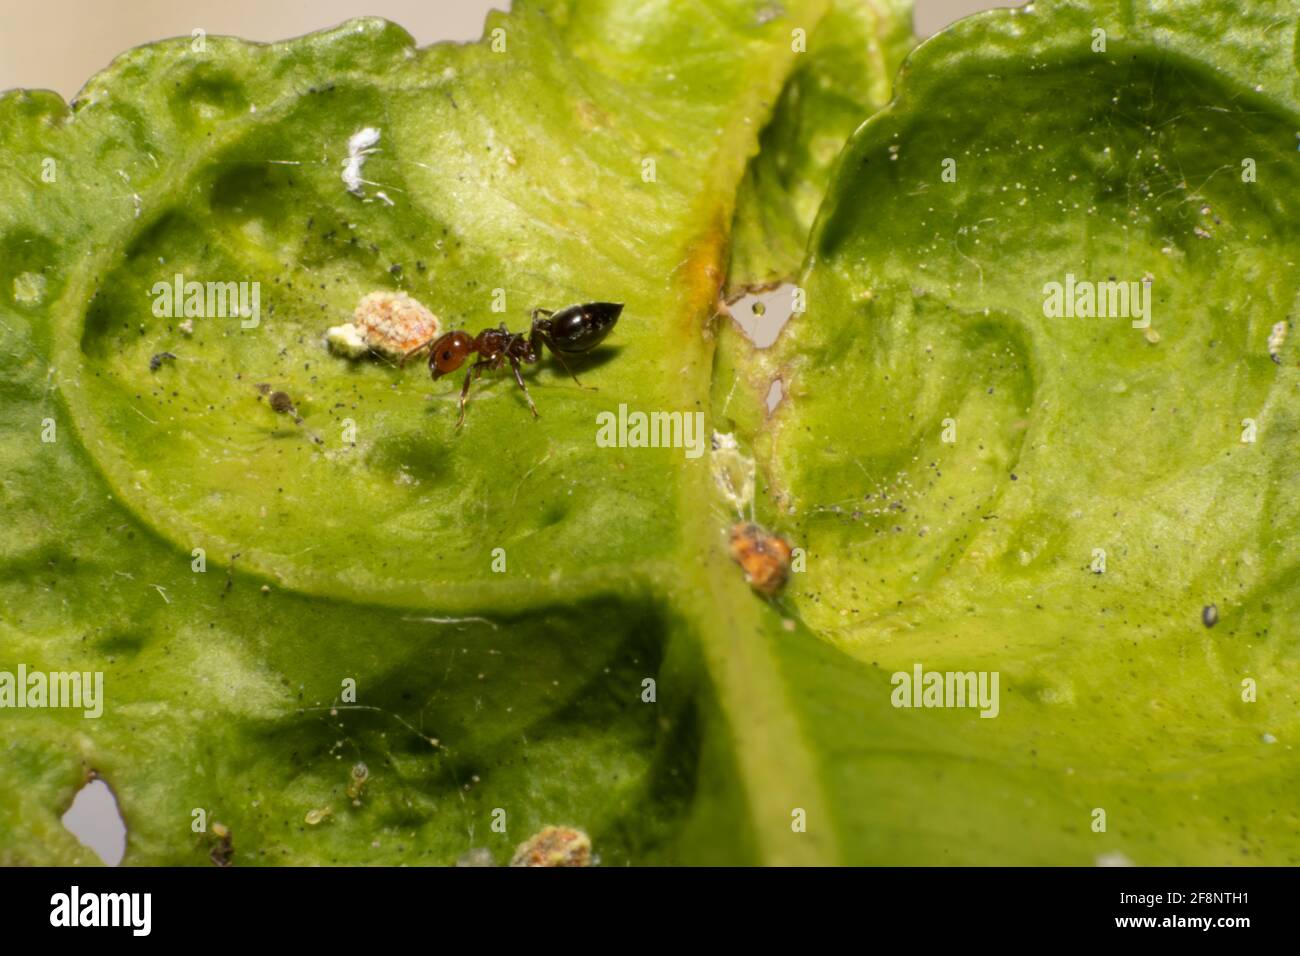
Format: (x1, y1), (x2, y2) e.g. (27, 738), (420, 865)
(429, 331), (475, 378)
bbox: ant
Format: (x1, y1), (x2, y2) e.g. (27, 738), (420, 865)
(403, 302), (622, 428)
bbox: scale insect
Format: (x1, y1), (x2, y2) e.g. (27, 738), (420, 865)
(403, 302), (622, 428)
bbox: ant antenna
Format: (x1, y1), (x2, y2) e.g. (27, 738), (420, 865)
(399, 336), (437, 367)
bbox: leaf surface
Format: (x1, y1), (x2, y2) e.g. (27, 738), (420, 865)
(0, 0), (831, 865)
(717, 0), (1300, 863)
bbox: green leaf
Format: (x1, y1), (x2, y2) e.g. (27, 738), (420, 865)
(5, 0), (1297, 868)
(0, 1), (832, 865)
(718, 0), (1300, 863)
(727, 0), (914, 293)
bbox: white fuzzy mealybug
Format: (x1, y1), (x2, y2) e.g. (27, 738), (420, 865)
(711, 431), (756, 518)
(509, 826), (592, 867)
(342, 127), (381, 197)
(1268, 320), (1288, 364)
(325, 322), (368, 358)
(327, 291), (440, 360)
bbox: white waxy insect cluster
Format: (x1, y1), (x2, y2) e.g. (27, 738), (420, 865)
(342, 126), (382, 197)
(325, 322), (368, 358)
(711, 431), (756, 518)
(1268, 320), (1288, 364)
(326, 291), (441, 360)
(509, 826), (593, 867)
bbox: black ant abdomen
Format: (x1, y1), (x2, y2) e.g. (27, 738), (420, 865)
(533, 302), (622, 354)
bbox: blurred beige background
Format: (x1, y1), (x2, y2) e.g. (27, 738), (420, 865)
(0, 0), (1005, 100)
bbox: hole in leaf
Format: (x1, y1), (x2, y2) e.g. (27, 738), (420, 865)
(61, 777), (127, 866)
(764, 378), (784, 415)
(725, 283), (797, 348)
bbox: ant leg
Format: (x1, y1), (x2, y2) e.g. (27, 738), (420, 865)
(549, 347), (596, 391)
(528, 312), (553, 354)
(455, 361), (494, 429)
(509, 355), (540, 418)
(455, 364), (479, 429)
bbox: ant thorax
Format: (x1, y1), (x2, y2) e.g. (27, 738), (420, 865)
(474, 328), (509, 357)
(477, 327), (536, 363)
